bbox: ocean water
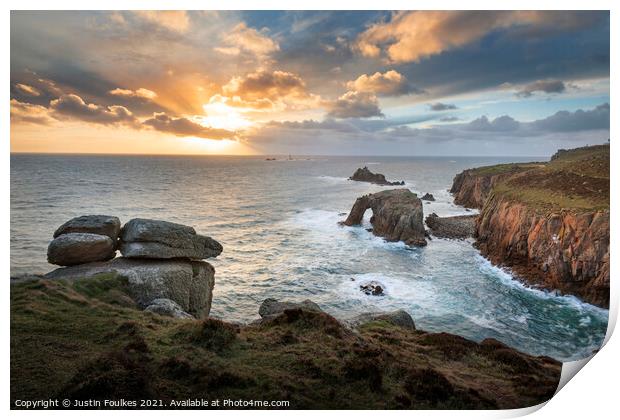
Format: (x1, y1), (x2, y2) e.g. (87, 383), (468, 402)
(10, 154), (608, 361)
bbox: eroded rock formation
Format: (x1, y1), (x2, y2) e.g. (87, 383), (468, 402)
(343, 189), (426, 246)
(348, 167), (404, 186)
(425, 213), (477, 239)
(47, 232), (116, 266)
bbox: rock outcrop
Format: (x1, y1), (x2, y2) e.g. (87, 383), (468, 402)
(421, 193), (435, 201)
(450, 145), (610, 307)
(425, 213), (477, 239)
(359, 281), (385, 296)
(45, 257), (216, 318)
(53, 215), (121, 243)
(347, 310), (416, 330)
(476, 193), (610, 307)
(348, 167), (404, 186)
(342, 189), (427, 246)
(47, 233), (116, 266)
(119, 218), (223, 259)
(258, 298), (322, 319)
(145, 298), (193, 319)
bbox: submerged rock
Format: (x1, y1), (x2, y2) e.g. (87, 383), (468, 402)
(347, 310), (416, 330)
(258, 298), (322, 318)
(359, 281), (385, 296)
(44, 257), (215, 318)
(342, 189), (427, 246)
(53, 215), (121, 243)
(348, 167), (404, 186)
(421, 193), (435, 201)
(47, 233), (116, 266)
(119, 218), (223, 260)
(425, 213), (477, 239)
(145, 298), (194, 319)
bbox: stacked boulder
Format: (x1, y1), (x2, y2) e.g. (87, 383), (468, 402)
(45, 216), (222, 319)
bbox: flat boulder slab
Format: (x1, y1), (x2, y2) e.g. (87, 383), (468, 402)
(258, 298), (322, 319)
(425, 213), (477, 239)
(119, 218), (223, 260)
(348, 167), (404, 186)
(53, 215), (121, 243)
(145, 298), (193, 319)
(47, 233), (116, 266)
(347, 310), (416, 331)
(342, 189), (427, 246)
(44, 257), (215, 318)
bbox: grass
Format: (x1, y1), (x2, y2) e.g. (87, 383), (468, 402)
(11, 274), (561, 409)
(488, 144), (609, 212)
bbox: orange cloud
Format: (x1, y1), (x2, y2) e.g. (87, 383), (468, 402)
(326, 91), (383, 119)
(133, 11), (190, 32)
(143, 112), (236, 140)
(355, 11), (598, 63)
(15, 83), (41, 96)
(346, 70), (420, 96)
(50, 94), (138, 125)
(110, 87), (158, 100)
(10, 99), (55, 125)
(215, 22), (279, 57)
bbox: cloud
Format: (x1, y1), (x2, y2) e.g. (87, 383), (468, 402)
(15, 83), (41, 96)
(439, 116), (459, 122)
(110, 87), (157, 100)
(346, 70), (421, 96)
(355, 11), (605, 63)
(49, 94), (138, 125)
(326, 91), (383, 119)
(132, 11), (190, 33)
(429, 102), (457, 111)
(10, 99), (55, 125)
(217, 70), (319, 111)
(215, 22), (279, 57)
(516, 80), (566, 97)
(531, 103), (609, 132)
(143, 112), (235, 140)
(465, 115), (521, 132)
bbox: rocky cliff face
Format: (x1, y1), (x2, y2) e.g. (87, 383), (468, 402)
(476, 193), (609, 307)
(450, 145), (610, 308)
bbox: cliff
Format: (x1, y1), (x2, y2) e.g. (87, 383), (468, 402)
(11, 274), (561, 409)
(451, 144), (610, 307)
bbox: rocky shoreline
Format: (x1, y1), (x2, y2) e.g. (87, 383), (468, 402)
(450, 145), (610, 307)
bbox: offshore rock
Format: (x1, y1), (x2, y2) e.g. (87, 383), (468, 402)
(342, 189), (427, 246)
(348, 167), (404, 186)
(425, 213), (477, 239)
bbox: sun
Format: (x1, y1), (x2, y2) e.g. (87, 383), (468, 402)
(200, 102), (253, 131)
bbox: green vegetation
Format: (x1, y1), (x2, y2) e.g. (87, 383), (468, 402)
(491, 144), (609, 212)
(469, 163), (543, 176)
(11, 274), (560, 409)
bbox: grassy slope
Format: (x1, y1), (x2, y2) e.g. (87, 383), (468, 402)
(11, 274), (560, 410)
(475, 144), (609, 212)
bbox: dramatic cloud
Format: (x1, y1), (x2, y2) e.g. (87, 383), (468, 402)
(143, 112), (236, 140)
(355, 11), (605, 63)
(346, 70), (421, 96)
(326, 91), (383, 119)
(217, 70), (318, 111)
(14, 83), (40, 96)
(110, 88), (157, 100)
(429, 102), (457, 111)
(132, 11), (190, 33)
(49, 94), (137, 125)
(10, 99), (55, 125)
(215, 22), (279, 57)
(531, 103), (609, 132)
(516, 80), (566, 97)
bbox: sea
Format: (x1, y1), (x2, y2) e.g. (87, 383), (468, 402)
(10, 154), (609, 361)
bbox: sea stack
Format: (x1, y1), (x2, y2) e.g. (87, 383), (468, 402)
(342, 189), (427, 246)
(348, 167), (404, 186)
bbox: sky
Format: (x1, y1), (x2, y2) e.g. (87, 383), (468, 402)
(10, 10), (610, 156)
